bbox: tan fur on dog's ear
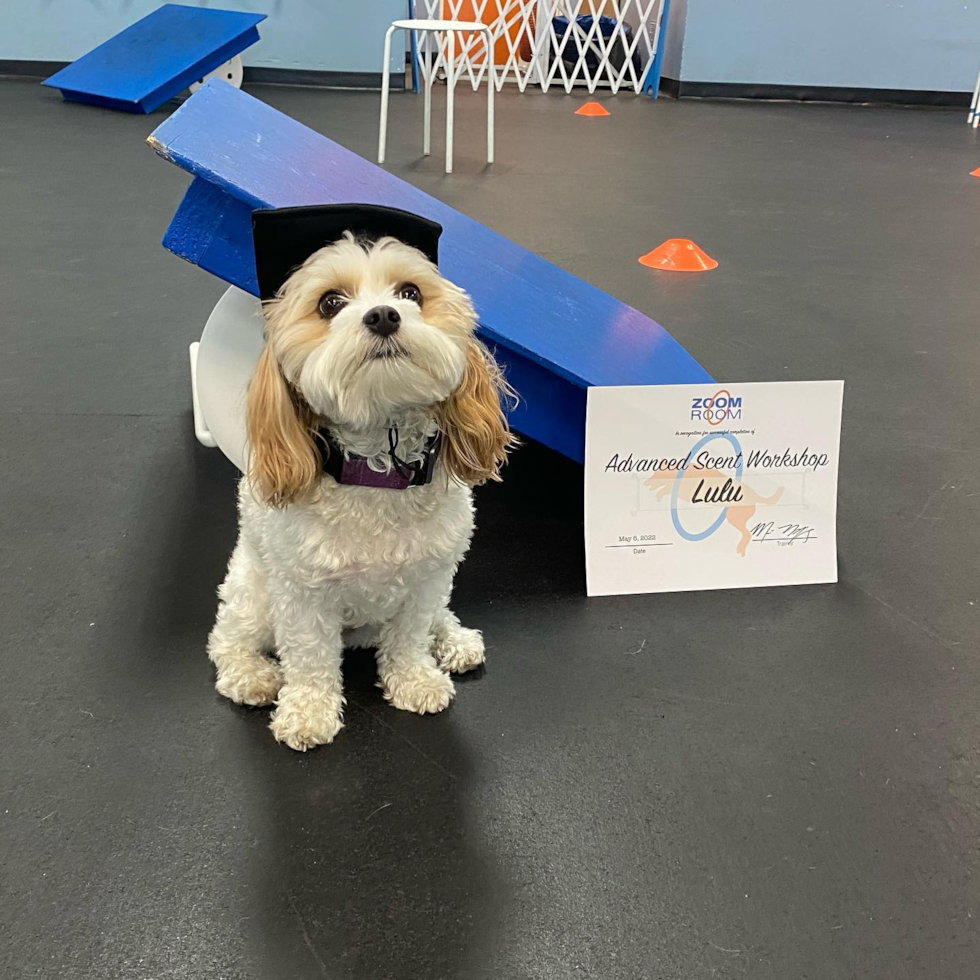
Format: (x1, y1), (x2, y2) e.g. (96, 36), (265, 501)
(246, 344), (320, 507)
(437, 340), (516, 486)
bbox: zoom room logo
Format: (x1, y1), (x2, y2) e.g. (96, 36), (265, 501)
(691, 389), (742, 425)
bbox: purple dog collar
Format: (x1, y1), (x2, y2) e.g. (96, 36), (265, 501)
(332, 456), (422, 489)
(317, 428), (440, 490)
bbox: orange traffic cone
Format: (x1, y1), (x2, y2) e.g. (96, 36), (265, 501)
(971, 167), (980, 177)
(638, 239), (718, 272)
(575, 101), (610, 116)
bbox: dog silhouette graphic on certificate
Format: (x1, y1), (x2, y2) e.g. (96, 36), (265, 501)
(645, 467), (784, 557)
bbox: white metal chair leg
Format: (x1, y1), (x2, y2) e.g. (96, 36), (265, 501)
(445, 30), (455, 174)
(378, 24), (396, 163)
(970, 64), (980, 125)
(486, 31), (494, 164)
(188, 341), (217, 448)
(423, 30), (432, 156)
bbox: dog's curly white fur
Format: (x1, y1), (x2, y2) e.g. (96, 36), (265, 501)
(207, 234), (512, 750)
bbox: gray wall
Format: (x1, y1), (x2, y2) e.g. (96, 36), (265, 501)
(666, 0), (979, 92)
(5, 0), (405, 75)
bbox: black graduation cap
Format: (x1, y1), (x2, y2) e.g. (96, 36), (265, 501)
(251, 204), (443, 300)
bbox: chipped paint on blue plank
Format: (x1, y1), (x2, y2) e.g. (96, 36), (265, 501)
(42, 4), (266, 114)
(148, 80), (713, 461)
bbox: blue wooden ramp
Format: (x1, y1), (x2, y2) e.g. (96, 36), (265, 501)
(148, 80), (712, 463)
(42, 4), (266, 114)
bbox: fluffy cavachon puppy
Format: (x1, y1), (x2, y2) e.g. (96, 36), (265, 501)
(207, 205), (514, 751)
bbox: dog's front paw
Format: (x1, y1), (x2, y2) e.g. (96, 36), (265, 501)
(214, 652), (282, 706)
(380, 663), (455, 714)
(432, 625), (486, 674)
(269, 687), (345, 751)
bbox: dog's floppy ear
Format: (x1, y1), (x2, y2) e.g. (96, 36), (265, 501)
(246, 343), (320, 507)
(437, 340), (516, 486)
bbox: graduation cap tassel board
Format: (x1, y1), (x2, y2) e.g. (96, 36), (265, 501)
(147, 80), (713, 464)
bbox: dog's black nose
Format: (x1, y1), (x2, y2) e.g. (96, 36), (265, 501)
(362, 305), (401, 337)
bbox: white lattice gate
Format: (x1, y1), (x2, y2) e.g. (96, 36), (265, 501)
(417, 0), (668, 96)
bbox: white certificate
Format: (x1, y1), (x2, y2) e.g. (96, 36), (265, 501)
(585, 381), (844, 596)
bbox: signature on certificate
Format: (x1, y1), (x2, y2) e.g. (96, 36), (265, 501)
(750, 522), (816, 544)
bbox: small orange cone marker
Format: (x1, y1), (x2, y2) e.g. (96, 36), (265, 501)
(638, 238), (718, 272)
(575, 101), (610, 116)
(971, 167), (980, 177)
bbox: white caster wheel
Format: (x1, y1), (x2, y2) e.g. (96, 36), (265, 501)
(189, 54), (244, 93)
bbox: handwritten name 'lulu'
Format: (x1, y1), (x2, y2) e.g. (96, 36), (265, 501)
(692, 477), (742, 503)
(604, 447), (830, 474)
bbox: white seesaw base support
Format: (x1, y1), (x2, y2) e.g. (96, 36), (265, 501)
(188, 341), (217, 448)
(188, 286), (266, 469)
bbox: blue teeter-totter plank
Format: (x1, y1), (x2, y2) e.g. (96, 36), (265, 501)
(148, 80), (712, 462)
(42, 4), (266, 114)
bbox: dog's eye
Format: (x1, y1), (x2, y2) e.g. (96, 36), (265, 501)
(317, 290), (347, 318)
(398, 282), (422, 305)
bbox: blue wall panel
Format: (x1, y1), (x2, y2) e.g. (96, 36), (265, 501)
(679, 0), (980, 92)
(7, 0), (405, 76)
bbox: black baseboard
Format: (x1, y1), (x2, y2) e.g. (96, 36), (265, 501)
(0, 59), (402, 91)
(7, 58), (961, 106)
(243, 66), (403, 90)
(671, 79), (970, 107)
(0, 59), (69, 78)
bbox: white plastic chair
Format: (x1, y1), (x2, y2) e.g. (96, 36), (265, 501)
(378, 19), (494, 174)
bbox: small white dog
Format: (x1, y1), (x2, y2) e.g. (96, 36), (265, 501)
(207, 205), (513, 751)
